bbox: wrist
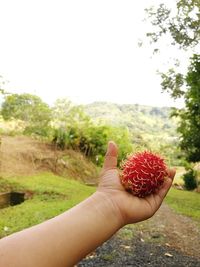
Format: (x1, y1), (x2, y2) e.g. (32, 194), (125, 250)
(91, 191), (125, 228)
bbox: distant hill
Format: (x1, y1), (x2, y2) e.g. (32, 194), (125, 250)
(83, 102), (178, 151)
(84, 102), (177, 133)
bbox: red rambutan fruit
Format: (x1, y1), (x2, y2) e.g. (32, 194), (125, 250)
(121, 151), (167, 198)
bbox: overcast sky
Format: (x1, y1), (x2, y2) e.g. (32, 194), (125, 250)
(0, 0), (185, 107)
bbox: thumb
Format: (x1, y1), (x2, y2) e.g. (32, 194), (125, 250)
(103, 141), (118, 170)
(157, 168), (176, 200)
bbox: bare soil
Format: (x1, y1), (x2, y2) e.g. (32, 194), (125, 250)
(0, 136), (98, 182)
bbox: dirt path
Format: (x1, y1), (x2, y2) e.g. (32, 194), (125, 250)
(147, 203), (200, 258)
(78, 203), (200, 266)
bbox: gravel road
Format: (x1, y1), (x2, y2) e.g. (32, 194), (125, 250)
(78, 235), (200, 267)
(78, 203), (200, 267)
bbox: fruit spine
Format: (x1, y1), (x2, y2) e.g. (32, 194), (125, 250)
(121, 151), (167, 197)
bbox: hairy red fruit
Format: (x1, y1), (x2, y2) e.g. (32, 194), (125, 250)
(121, 151), (167, 198)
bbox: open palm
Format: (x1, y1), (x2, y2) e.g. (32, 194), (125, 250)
(98, 142), (176, 225)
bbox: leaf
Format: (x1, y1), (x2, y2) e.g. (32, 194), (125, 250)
(164, 252), (173, 257)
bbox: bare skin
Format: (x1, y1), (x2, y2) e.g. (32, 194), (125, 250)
(0, 141), (175, 267)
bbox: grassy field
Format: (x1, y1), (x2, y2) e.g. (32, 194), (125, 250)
(167, 166), (200, 221)
(0, 171), (200, 239)
(165, 188), (200, 221)
(167, 166), (200, 222)
(0, 173), (95, 238)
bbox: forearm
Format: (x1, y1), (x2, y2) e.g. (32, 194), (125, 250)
(0, 192), (122, 267)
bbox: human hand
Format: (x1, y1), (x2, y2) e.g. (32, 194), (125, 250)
(97, 141), (176, 226)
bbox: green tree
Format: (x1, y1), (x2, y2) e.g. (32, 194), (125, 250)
(52, 111), (133, 166)
(145, 1), (200, 163)
(52, 98), (91, 129)
(145, 1), (200, 97)
(146, 1), (200, 50)
(52, 98), (74, 128)
(1, 93), (52, 136)
(175, 55), (200, 162)
(52, 98), (93, 150)
(146, 0), (200, 98)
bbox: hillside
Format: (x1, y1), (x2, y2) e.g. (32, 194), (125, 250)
(84, 102), (177, 136)
(84, 102), (179, 157)
(0, 136), (98, 183)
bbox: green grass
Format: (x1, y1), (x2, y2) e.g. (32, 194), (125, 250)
(0, 173), (96, 238)
(165, 188), (200, 221)
(117, 225), (134, 241)
(1, 172), (200, 239)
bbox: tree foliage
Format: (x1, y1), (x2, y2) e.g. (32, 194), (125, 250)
(175, 55), (200, 162)
(52, 107), (133, 166)
(0, 92), (179, 166)
(145, 0), (200, 96)
(146, 1), (200, 163)
(160, 69), (185, 99)
(1, 93), (52, 136)
(146, 1), (200, 50)
(84, 101), (180, 164)
(52, 98), (92, 132)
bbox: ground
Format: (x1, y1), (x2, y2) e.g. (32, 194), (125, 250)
(1, 136), (200, 266)
(0, 136), (98, 182)
(78, 203), (200, 266)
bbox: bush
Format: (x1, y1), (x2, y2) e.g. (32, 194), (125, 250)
(51, 124), (133, 166)
(183, 169), (198, 190)
(52, 128), (69, 150)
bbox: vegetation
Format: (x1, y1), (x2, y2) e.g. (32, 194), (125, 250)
(166, 188), (200, 221)
(145, 1), (200, 55)
(146, 2), (200, 163)
(1, 172), (199, 239)
(84, 102), (176, 137)
(53, 124), (133, 166)
(145, 1), (200, 190)
(0, 0), (200, 249)
(1, 93), (52, 137)
(0, 173), (95, 238)
(158, 55), (200, 163)
(175, 55), (200, 162)
(0, 91), (182, 166)
(84, 102), (181, 165)
(183, 169), (198, 190)
(52, 98), (91, 129)
(51, 99), (133, 166)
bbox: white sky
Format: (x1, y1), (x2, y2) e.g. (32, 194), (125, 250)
(0, 0), (185, 107)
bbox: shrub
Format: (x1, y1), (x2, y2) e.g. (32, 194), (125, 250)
(52, 128), (68, 150)
(51, 124), (133, 166)
(183, 169), (198, 190)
